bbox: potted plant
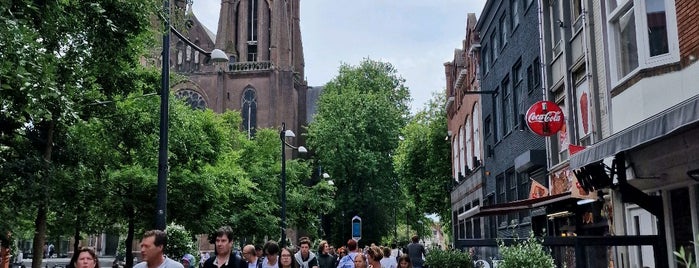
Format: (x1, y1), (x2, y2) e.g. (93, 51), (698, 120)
(673, 235), (697, 268)
(496, 234), (555, 268)
(424, 248), (473, 268)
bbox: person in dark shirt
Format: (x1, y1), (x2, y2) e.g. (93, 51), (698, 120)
(406, 236), (425, 268)
(203, 226), (245, 268)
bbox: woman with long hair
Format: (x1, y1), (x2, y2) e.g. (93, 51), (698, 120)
(365, 246), (382, 268)
(279, 248), (298, 268)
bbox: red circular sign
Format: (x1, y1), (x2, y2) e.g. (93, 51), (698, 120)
(526, 101), (564, 136)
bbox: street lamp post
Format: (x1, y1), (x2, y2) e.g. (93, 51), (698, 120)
(155, 0), (227, 229)
(280, 122), (306, 247)
(155, 0), (171, 231)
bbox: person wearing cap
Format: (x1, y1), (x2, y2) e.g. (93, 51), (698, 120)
(182, 254), (196, 268)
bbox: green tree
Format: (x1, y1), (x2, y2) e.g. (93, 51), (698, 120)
(393, 92), (452, 238)
(307, 59), (410, 245)
(0, 2), (155, 267)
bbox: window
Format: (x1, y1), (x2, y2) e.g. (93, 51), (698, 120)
(518, 173), (530, 222)
(483, 46), (490, 74)
(175, 89), (207, 110)
(247, 0), (259, 61)
(511, 0), (520, 28)
(497, 174), (507, 227)
(466, 118), (473, 170)
(572, 0), (583, 31)
(526, 65), (535, 93)
(453, 141), (459, 180)
(242, 88), (257, 138)
(550, 0), (563, 55)
(532, 58), (541, 87)
(459, 127), (466, 174)
(491, 31), (499, 61)
(495, 88), (503, 140)
(472, 105), (482, 165)
(484, 115), (492, 137)
(512, 59), (523, 85)
(500, 14), (508, 49)
(606, 0), (678, 82)
(507, 170), (517, 224)
(502, 77), (514, 134)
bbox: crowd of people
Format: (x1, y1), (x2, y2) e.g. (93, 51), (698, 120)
(65, 227), (428, 268)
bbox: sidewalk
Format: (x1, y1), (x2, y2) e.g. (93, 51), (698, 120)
(18, 257), (115, 268)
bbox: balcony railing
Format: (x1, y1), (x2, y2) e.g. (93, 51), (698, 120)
(228, 61), (273, 72)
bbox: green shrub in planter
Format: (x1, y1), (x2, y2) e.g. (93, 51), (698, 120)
(497, 234), (555, 268)
(424, 248), (473, 268)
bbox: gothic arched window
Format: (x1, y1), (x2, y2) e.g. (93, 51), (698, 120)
(175, 89), (206, 110)
(242, 87), (257, 138)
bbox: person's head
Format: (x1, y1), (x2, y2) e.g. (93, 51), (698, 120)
(298, 239), (311, 255)
(353, 253), (367, 268)
(255, 244), (263, 258)
(382, 247), (391, 259)
(263, 241), (280, 263)
(181, 254), (195, 268)
(214, 226), (234, 256)
(411, 235), (419, 243)
(346, 239), (358, 252)
(73, 247), (99, 268)
(398, 254), (412, 268)
(317, 240), (329, 254)
(140, 230), (167, 263)
(279, 248), (298, 268)
(336, 247), (346, 258)
(366, 246), (382, 263)
(242, 245), (257, 262)
(391, 243), (397, 249)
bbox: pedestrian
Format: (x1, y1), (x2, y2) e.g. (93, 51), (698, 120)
(48, 243), (55, 258)
(292, 239), (317, 268)
(135, 230), (184, 268)
(365, 246), (382, 268)
(181, 254), (196, 268)
(315, 241), (334, 268)
(389, 244), (401, 261)
(202, 226), (244, 268)
(261, 241), (279, 268)
(336, 240), (359, 268)
(396, 255), (411, 268)
(199, 252), (209, 268)
(379, 247), (397, 268)
(241, 245), (261, 268)
(71, 247), (99, 268)
(351, 253), (367, 268)
(406, 236), (425, 268)
(278, 248), (298, 268)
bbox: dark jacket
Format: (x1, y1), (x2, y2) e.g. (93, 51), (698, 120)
(203, 252), (245, 268)
(317, 253), (336, 268)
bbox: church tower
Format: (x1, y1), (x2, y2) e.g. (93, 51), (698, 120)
(168, 0), (307, 139)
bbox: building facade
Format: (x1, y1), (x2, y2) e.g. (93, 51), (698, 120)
(445, 13), (485, 250)
(169, 0), (308, 139)
(568, 0), (699, 267)
(475, 0), (547, 241)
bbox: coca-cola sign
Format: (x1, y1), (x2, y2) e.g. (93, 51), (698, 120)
(526, 101), (564, 136)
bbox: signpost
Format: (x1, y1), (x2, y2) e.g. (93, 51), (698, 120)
(351, 216), (362, 241)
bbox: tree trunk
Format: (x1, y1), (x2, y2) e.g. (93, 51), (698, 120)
(125, 200), (135, 268)
(73, 214), (81, 253)
(32, 120), (55, 268)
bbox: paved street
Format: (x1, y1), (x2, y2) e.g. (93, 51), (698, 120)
(17, 257), (116, 268)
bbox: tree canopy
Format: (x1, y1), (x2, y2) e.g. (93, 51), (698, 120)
(307, 59), (411, 245)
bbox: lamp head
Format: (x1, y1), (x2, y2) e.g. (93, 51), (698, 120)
(210, 49), (228, 63)
(322, 173), (330, 179)
(284, 130), (296, 138)
(297, 146), (307, 153)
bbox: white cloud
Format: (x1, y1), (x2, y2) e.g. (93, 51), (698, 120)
(192, 0), (486, 113)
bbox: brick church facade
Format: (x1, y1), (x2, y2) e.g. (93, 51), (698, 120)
(168, 0), (308, 139)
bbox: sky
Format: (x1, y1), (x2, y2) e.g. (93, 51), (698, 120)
(192, 0), (487, 113)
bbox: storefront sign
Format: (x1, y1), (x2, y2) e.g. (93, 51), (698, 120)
(526, 101), (564, 136)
